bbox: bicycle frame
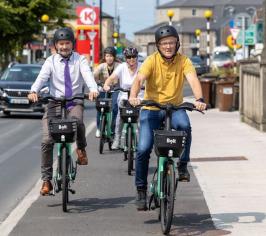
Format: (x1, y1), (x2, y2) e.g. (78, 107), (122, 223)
(99, 108), (112, 139)
(121, 122), (138, 152)
(54, 143), (76, 188)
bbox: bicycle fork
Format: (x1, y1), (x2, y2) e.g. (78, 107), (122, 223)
(149, 157), (176, 210)
(53, 143), (77, 195)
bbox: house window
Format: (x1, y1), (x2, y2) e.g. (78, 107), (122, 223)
(192, 8), (196, 16)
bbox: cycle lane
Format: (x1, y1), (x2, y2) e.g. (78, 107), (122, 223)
(7, 113), (227, 235)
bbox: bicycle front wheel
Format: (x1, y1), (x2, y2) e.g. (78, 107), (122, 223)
(127, 126), (134, 175)
(160, 162), (175, 235)
(99, 115), (106, 154)
(62, 146), (69, 212)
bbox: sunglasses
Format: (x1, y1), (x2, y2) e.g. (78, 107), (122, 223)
(126, 56), (137, 59)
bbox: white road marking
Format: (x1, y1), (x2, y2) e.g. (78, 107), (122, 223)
(0, 121), (96, 236)
(0, 132), (40, 165)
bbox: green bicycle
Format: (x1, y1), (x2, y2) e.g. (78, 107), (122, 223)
(96, 90), (114, 154)
(40, 94), (86, 212)
(138, 100), (202, 235)
(119, 90), (140, 175)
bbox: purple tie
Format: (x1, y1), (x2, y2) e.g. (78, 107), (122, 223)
(63, 59), (74, 109)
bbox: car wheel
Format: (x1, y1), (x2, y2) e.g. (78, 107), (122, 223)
(3, 111), (10, 116)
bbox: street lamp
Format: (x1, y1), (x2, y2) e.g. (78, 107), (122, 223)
(167, 10), (174, 26)
(41, 14), (49, 59)
(195, 29), (201, 56)
(204, 9), (213, 69)
(113, 32), (119, 49)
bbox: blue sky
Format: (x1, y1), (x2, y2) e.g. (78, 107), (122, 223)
(86, 0), (171, 40)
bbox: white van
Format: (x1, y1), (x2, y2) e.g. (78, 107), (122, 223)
(211, 45), (233, 69)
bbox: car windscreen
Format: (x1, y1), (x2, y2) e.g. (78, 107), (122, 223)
(213, 52), (232, 61)
(190, 57), (203, 64)
(0, 66), (41, 82)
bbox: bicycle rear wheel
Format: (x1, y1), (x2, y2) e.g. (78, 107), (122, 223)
(127, 127), (134, 175)
(62, 146), (69, 212)
(160, 162), (175, 235)
(99, 115), (106, 154)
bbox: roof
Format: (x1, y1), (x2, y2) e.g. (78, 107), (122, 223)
(136, 0), (263, 36)
(135, 18), (217, 36)
(158, 0), (263, 9)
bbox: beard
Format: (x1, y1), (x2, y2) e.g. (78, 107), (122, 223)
(57, 48), (72, 58)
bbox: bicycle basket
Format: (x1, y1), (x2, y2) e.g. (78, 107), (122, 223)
(49, 118), (77, 143)
(154, 130), (187, 158)
(120, 106), (139, 123)
(96, 98), (112, 112)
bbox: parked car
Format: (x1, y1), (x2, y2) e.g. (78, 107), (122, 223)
(0, 63), (47, 116)
(211, 46), (233, 69)
(190, 56), (208, 75)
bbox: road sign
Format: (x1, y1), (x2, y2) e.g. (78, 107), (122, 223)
(230, 28), (240, 40)
(236, 24), (256, 46)
(87, 31), (97, 41)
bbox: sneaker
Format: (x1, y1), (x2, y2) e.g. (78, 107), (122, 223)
(111, 138), (120, 150)
(135, 187), (147, 211)
(95, 129), (100, 138)
(76, 148), (88, 165)
(40, 180), (53, 196)
(178, 163), (190, 182)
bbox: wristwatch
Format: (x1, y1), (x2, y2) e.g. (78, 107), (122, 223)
(196, 97), (205, 103)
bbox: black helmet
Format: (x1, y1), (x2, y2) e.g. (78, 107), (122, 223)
(53, 27), (75, 45)
(104, 47), (116, 57)
(123, 47), (138, 57)
(155, 25), (179, 44)
(155, 25), (180, 58)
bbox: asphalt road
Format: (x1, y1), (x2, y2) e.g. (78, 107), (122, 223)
(0, 87), (228, 235)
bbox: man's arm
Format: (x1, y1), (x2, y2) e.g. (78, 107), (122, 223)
(129, 73), (147, 106)
(186, 71), (206, 111)
(28, 59), (51, 102)
(80, 56), (98, 92)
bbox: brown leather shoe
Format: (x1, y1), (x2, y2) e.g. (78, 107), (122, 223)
(40, 180), (53, 196)
(76, 148), (88, 165)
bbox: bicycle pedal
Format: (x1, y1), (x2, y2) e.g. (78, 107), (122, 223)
(69, 189), (76, 194)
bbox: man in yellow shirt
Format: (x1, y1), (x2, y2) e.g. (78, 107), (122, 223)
(129, 25), (206, 210)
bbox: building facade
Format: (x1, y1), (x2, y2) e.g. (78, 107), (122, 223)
(134, 0), (263, 57)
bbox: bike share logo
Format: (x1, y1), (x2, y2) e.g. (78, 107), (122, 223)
(166, 138), (176, 144)
(59, 124), (68, 130)
(126, 109), (133, 114)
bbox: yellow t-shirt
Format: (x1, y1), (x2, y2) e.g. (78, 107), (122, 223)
(139, 51), (196, 109)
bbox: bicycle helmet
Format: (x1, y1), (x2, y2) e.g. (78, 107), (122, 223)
(104, 46), (116, 57)
(123, 47), (138, 58)
(155, 25), (180, 58)
(53, 27), (75, 45)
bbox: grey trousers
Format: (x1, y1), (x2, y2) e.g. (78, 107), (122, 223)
(41, 104), (86, 181)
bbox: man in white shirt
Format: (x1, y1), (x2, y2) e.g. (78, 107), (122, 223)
(28, 28), (98, 195)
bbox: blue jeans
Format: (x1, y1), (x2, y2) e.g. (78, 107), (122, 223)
(135, 109), (192, 188)
(96, 91), (119, 134)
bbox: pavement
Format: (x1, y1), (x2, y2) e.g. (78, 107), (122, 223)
(186, 98), (266, 236)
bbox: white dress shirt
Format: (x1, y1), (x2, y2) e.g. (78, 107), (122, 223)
(31, 52), (98, 97)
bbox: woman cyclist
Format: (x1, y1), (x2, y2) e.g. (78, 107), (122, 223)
(103, 47), (144, 150)
(94, 47), (121, 138)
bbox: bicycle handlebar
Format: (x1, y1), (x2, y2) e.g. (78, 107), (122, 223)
(136, 100), (206, 114)
(38, 94), (88, 103)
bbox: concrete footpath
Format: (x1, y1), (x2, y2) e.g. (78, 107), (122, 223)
(188, 107), (266, 236)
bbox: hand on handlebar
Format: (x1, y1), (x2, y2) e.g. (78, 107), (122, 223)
(129, 97), (141, 107)
(103, 84), (110, 92)
(194, 100), (207, 111)
(28, 92), (38, 103)
(87, 91), (99, 101)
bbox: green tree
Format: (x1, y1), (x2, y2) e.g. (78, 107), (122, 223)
(0, 0), (82, 68)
